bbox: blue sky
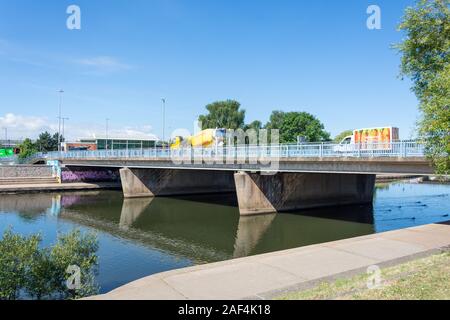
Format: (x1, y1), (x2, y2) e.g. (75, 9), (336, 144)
(0, 0), (419, 140)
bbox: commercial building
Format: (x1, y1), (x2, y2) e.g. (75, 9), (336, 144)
(78, 137), (158, 151)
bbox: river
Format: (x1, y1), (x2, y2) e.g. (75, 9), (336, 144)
(0, 181), (449, 293)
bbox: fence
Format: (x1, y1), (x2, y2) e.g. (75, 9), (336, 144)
(28, 140), (425, 162)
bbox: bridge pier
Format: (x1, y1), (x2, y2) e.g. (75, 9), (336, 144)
(234, 172), (376, 215)
(119, 167), (235, 198)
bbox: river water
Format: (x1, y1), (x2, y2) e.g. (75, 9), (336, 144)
(0, 182), (449, 293)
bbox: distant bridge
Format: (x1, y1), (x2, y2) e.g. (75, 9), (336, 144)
(30, 141), (433, 215)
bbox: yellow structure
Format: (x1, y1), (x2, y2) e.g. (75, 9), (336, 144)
(170, 129), (226, 150)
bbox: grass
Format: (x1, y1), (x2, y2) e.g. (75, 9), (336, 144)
(277, 251), (450, 300)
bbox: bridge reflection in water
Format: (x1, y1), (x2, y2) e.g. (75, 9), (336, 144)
(36, 191), (373, 263)
(2, 183), (449, 293)
(0, 191), (374, 263)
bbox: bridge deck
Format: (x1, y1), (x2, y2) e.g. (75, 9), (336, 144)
(29, 141), (433, 175)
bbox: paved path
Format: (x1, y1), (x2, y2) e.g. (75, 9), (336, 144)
(89, 221), (450, 300)
(0, 182), (121, 193)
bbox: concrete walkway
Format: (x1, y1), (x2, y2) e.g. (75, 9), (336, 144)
(0, 182), (121, 193)
(90, 221), (450, 300)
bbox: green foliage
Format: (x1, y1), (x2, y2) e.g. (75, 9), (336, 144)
(334, 130), (354, 143)
(265, 111), (331, 143)
(0, 229), (99, 300)
(419, 64), (450, 173)
(0, 230), (41, 300)
(244, 120), (263, 131)
(198, 100), (246, 130)
(396, 0), (450, 174)
(35, 131), (62, 152)
(395, 0), (450, 99)
(198, 101), (331, 144)
(17, 138), (37, 159)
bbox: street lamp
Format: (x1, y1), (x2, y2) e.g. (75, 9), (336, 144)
(161, 98), (166, 148)
(57, 89), (64, 152)
(3, 128), (7, 146)
(62, 117), (69, 143)
(105, 118), (110, 150)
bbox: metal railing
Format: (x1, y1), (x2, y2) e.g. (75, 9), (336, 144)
(28, 140), (426, 162)
(0, 156), (18, 165)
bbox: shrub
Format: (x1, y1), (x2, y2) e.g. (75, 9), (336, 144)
(0, 229), (99, 300)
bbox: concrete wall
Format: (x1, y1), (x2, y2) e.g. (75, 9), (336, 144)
(120, 167), (236, 198)
(119, 168), (376, 215)
(62, 166), (119, 183)
(0, 165), (53, 178)
(234, 172), (376, 215)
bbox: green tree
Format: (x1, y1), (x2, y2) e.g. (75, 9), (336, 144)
(35, 131), (62, 152)
(18, 138), (37, 159)
(0, 229), (99, 300)
(419, 64), (450, 173)
(334, 130), (354, 143)
(47, 230), (99, 300)
(0, 230), (41, 300)
(243, 120), (263, 131)
(198, 100), (245, 130)
(265, 111), (330, 143)
(396, 0), (450, 173)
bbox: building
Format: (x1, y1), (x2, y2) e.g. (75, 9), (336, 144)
(78, 137), (158, 151)
(62, 142), (97, 152)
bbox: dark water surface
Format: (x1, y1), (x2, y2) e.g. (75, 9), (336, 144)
(0, 182), (449, 293)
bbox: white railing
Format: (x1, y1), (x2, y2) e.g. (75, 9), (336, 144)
(0, 156), (18, 164)
(28, 140), (426, 162)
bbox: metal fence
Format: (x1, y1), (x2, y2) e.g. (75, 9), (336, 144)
(28, 140), (426, 162)
(0, 156), (18, 165)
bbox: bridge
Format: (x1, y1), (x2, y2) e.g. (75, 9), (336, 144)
(32, 141), (433, 216)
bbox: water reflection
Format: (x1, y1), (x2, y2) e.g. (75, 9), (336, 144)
(1, 182), (449, 293)
(58, 192), (376, 262)
(0, 191), (376, 263)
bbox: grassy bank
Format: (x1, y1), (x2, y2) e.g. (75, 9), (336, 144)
(277, 251), (450, 300)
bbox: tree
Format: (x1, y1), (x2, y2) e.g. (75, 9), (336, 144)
(265, 111), (331, 143)
(396, 0), (450, 173)
(243, 120), (263, 131)
(198, 100), (245, 130)
(0, 229), (99, 300)
(334, 130), (354, 143)
(0, 230), (41, 300)
(419, 64), (450, 173)
(18, 138), (37, 159)
(35, 131), (62, 152)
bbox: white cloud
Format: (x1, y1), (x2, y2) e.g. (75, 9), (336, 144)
(0, 113), (54, 139)
(0, 113), (158, 141)
(77, 124), (158, 141)
(73, 56), (133, 74)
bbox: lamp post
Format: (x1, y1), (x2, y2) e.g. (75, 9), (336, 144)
(105, 118), (110, 150)
(57, 89), (64, 152)
(62, 117), (69, 143)
(161, 98), (166, 149)
(3, 128), (7, 146)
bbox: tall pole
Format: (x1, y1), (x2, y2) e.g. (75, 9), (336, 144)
(57, 89), (64, 152)
(62, 118), (69, 142)
(162, 98), (166, 149)
(4, 128), (7, 146)
(105, 118), (110, 150)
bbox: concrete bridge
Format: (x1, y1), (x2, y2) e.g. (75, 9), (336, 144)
(32, 141), (433, 216)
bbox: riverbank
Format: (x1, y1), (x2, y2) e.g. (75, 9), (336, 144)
(277, 251), (450, 300)
(0, 182), (121, 194)
(88, 220), (450, 300)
